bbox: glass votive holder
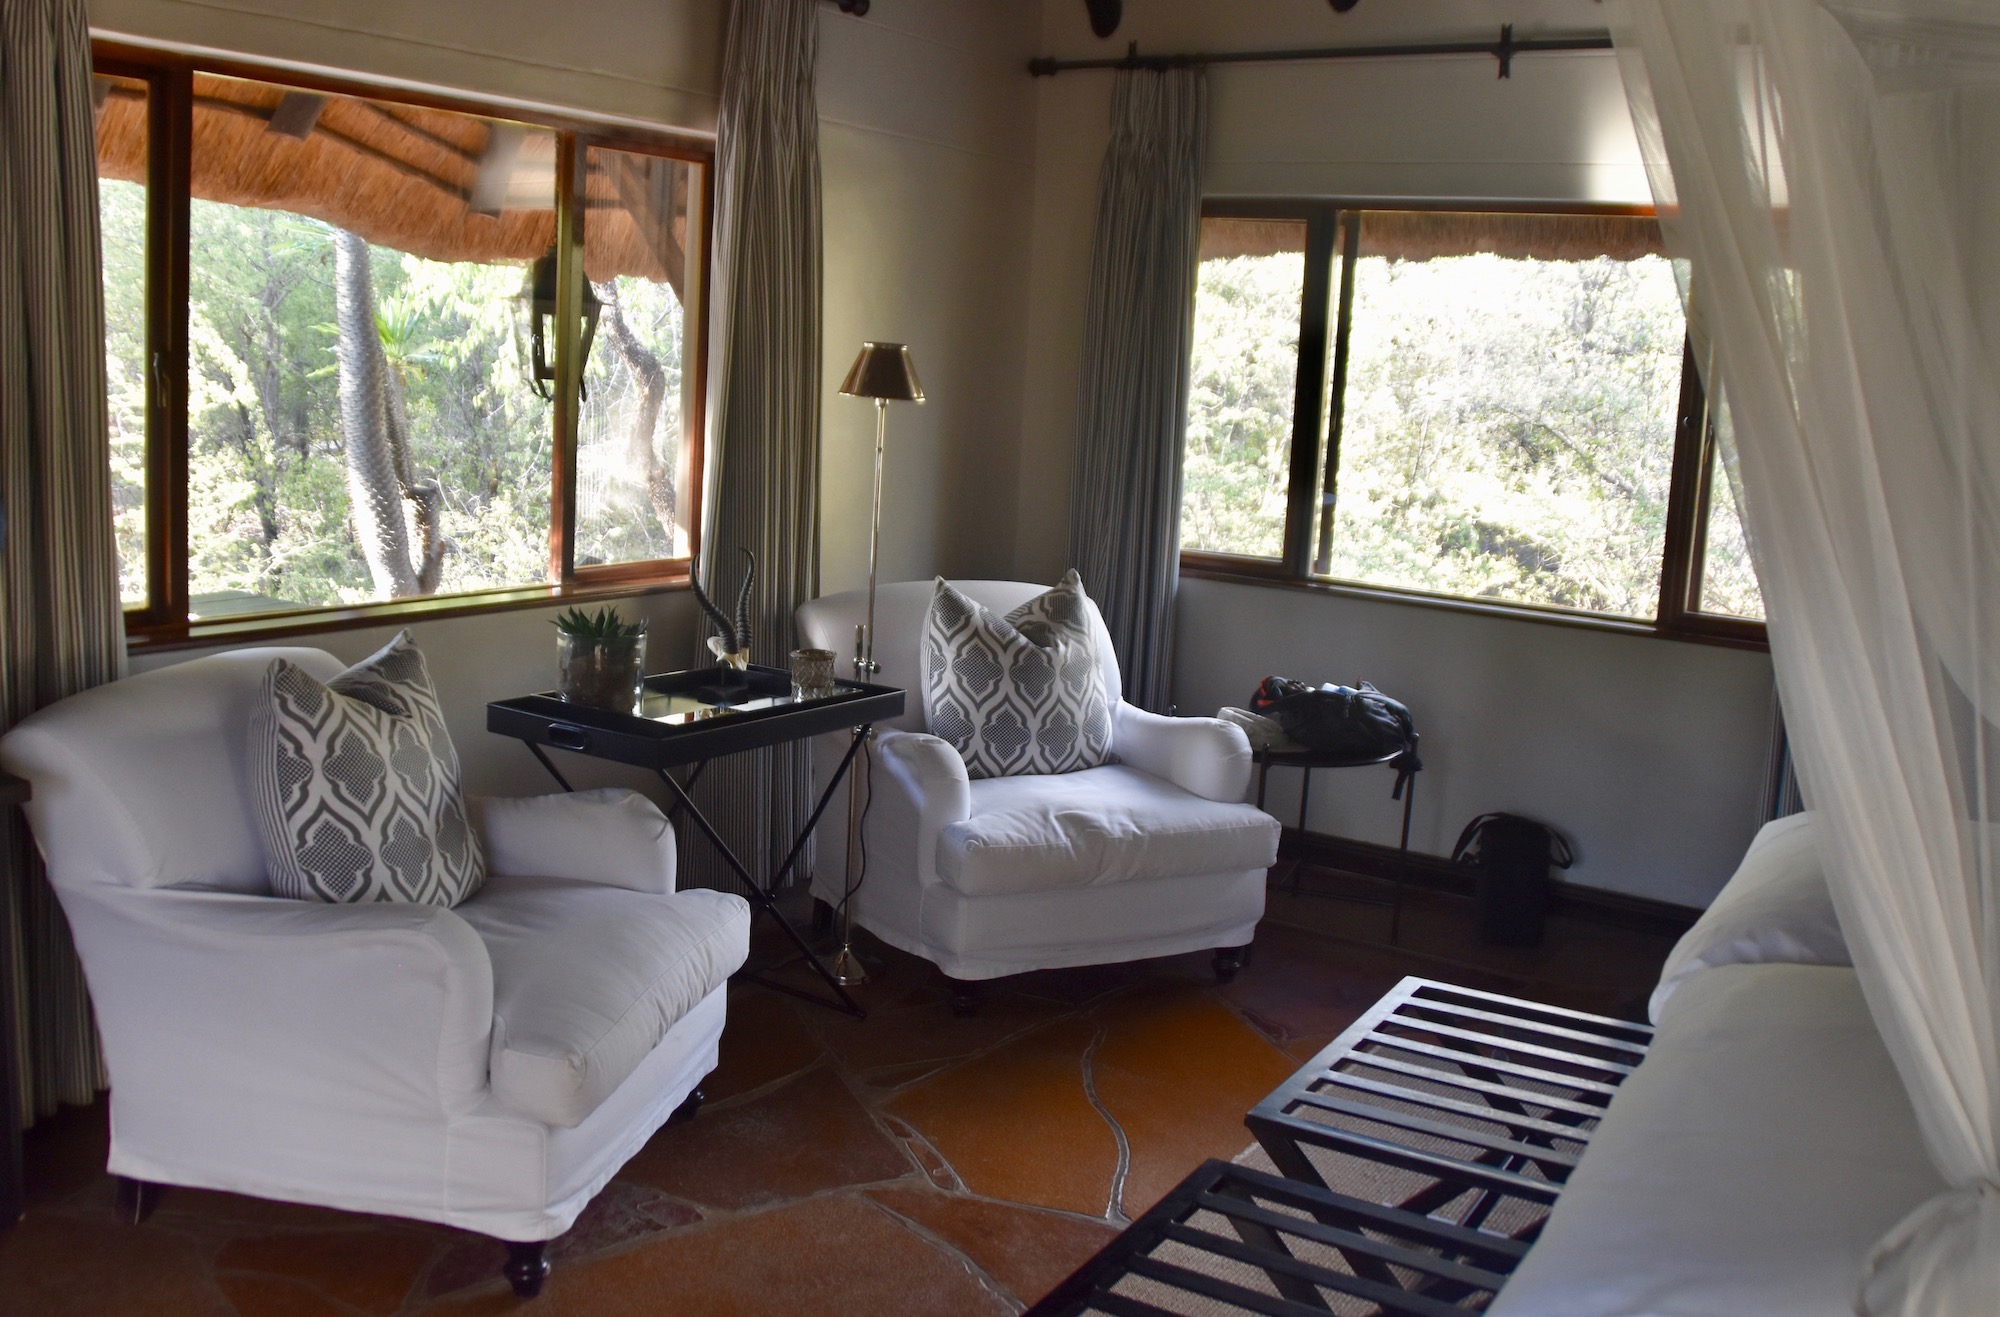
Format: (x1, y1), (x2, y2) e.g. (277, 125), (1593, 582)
(790, 647), (837, 699)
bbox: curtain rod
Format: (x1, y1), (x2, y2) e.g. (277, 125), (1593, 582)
(1027, 24), (1613, 80)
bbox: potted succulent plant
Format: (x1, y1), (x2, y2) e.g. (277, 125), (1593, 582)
(553, 606), (648, 712)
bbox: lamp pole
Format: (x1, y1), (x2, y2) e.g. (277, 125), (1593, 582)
(855, 396), (888, 679)
(831, 343), (922, 989)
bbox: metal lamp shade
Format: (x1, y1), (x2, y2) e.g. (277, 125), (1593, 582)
(839, 342), (924, 402)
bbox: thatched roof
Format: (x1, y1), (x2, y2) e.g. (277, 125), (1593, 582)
(93, 72), (690, 290)
(1200, 211), (1665, 264)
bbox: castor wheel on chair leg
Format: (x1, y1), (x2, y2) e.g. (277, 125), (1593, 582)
(946, 977), (983, 1017)
(1213, 945), (1250, 984)
(502, 1241), (550, 1298)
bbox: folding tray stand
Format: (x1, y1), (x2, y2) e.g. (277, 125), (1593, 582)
(1028, 976), (1654, 1316)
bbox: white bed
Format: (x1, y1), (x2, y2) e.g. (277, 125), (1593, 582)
(1489, 813), (1941, 1316)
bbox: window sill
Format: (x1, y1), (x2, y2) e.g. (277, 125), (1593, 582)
(125, 569), (690, 655)
(1178, 559), (1770, 652)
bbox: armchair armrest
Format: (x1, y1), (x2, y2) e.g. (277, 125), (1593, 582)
(869, 730), (972, 889)
(471, 788), (676, 894)
(1113, 702), (1255, 803)
(65, 885), (494, 1124)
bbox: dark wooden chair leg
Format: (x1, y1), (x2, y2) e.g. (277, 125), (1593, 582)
(667, 1087), (705, 1125)
(1213, 944), (1251, 984)
(115, 1177), (161, 1225)
(945, 976), (983, 1017)
(503, 1240), (550, 1298)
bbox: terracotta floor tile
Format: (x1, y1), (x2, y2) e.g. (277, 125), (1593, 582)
(422, 1194), (1010, 1317)
(1218, 922), (1410, 1056)
(214, 1227), (435, 1314)
(885, 1017), (1117, 1217)
(213, 1273), (358, 1317)
(866, 1186), (1117, 1306)
(810, 985), (1068, 1088)
(0, 1213), (231, 1317)
(619, 1064), (912, 1210)
(421, 1182), (701, 1300)
(706, 984), (824, 1102)
(12, 892), (1674, 1317)
(1090, 989), (1299, 1217)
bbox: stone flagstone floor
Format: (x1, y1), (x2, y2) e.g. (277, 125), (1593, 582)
(0, 873), (1676, 1316)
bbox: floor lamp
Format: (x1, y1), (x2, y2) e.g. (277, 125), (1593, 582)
(832, 342), (923, 985)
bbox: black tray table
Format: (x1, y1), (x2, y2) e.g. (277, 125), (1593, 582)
(488, 664), (904, 1016)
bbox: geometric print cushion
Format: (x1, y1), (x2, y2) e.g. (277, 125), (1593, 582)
(249, 630), (486, 906)
(922, 571), (1114, 779)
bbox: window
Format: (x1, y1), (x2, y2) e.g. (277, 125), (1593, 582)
(1181, 204), (1765, 642)
(94, 51), (709, 639)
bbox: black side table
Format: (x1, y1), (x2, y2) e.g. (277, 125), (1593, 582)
(1255, 745), (1419, 942)
(488, 665), (903, 1018)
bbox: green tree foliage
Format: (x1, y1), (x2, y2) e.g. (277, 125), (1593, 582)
(1180, 244), (1763, 619)
(100, 180), (150, 606)
(1182, 250), (1303, 558)
(578, 275), (685, 564)
(99, 183), (684, 615)
(1329, 252), (1683, 617)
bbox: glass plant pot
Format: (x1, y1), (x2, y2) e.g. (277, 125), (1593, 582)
(556, 623), (648, 712)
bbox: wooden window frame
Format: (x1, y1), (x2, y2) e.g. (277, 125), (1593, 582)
(95, 42), (713, 652)
(1180, 197), (1768, 651)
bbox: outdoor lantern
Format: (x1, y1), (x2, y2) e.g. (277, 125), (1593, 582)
(524, 247), (599, 401)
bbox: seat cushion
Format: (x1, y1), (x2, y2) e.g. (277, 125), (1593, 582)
(455, 876), (749, 1128)
(936, 765), (1279, 897)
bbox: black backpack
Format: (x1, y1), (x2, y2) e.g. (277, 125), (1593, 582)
(1451, 813), (1573, 947)
(1250, 677), (1422, 796)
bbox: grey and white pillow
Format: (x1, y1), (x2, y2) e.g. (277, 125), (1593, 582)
(250, 630), (485, 906)
(923, 571), (1114, 779)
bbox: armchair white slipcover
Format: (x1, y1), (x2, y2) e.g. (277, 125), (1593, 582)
(0, 647), (748, 1279)
(798, 581), (1278, 984)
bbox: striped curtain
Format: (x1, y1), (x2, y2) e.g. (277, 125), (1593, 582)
(1068, 68), (1208, 713)
(682, 0), (821, 893)
(0, 0), (123, 1121)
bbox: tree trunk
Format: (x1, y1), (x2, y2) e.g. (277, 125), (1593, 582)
(333, 228), (444, 597)
(598, 284), (677, 543)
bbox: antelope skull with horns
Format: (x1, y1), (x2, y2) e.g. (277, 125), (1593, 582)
(690, 549), (756, 671)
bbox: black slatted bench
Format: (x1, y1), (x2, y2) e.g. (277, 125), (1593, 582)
(1027, 977), (1653, 1315)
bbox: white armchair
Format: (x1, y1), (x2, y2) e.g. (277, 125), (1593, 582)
(798, 581), (1278, 1005)
(0, 647), (748, 1297)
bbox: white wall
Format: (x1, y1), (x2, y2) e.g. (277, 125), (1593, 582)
(129, 593), (701, 800)
(1176, 580), (1774, 906)
(1015, 0), (1774, 905)
(816, 2), (1038, 594)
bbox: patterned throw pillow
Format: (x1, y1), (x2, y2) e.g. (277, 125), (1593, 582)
(250, 631), (486, 906)
(923, 571), (1115, 779)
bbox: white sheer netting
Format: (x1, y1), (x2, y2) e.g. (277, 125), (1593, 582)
(1613, 1), (2000, 1311)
